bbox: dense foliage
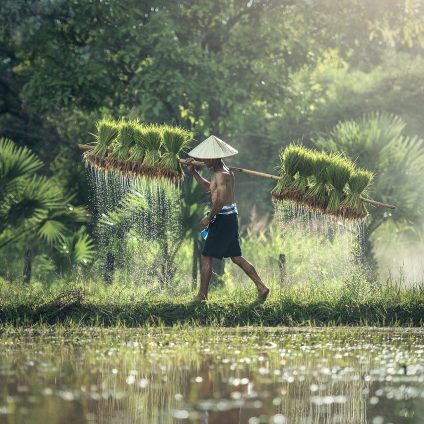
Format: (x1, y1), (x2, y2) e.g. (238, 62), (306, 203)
(1, 0), (423, 283)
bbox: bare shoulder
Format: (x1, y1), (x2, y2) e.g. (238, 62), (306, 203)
(214, 169), (231, 183)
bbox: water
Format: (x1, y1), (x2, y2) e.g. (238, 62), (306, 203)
(85, 163), (182, 287)
(272, 200), (368, 271)
(272, 200), (366, 244)
(0, 327), (423, 423)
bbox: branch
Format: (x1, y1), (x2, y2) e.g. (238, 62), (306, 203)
(202, 2), (291, 53)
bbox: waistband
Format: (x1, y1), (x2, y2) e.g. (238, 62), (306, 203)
(218, 203), (238, 215)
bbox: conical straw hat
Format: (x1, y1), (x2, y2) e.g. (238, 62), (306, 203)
(188, 135), (238, 159)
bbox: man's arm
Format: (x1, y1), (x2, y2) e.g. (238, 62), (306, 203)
(192, 169), (211, 193)
(185, 158), (210, 192)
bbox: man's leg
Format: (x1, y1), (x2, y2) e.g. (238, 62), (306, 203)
(231, 256), (269, 301)
(195, 255), (213, 301)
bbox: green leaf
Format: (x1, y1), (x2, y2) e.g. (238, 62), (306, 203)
(38, 220), (67, 245)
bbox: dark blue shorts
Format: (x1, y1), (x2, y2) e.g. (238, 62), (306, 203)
(202, 213), (242, 260)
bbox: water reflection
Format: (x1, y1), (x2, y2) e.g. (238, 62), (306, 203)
(0, 328), (423, 423)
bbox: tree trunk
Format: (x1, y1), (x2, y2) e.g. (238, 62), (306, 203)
(279, 253), (286, 284)
(357, 230), (378, 280)
(104, 252), (115, 284)
(23, 247), (32, 284)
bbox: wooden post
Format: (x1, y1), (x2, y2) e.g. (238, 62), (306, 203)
(104, 252), (115, 284)
(278, 253), (286, 284)
(23, 247), (32, 285)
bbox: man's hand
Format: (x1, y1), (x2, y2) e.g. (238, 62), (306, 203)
(185, 157), (196, 174)
(185, 157), (211, 193)
(200, 216), (210, 229)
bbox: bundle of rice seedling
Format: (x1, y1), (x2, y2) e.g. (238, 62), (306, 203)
(325, 154), (354, 215)
(104, 120), (140, 173)
(271, 145), (305, 202)
(141, 124), (163, 177)
(293, 148), (316, 193)
(109, 121), (137, 159)
(339, 168), (374, 219)
(127, 123), (147, 174)
(159, 126), (193, 181)
(304, 152), (332, 211)
(83, 119), (194, 182)
(85, 118), (119, 168)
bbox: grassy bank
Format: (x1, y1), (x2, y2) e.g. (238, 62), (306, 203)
(1, 276), (423, 326)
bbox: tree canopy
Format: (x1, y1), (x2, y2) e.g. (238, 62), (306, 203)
(1, 0), (423, 280)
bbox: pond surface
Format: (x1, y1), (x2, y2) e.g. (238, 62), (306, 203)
(0, 327), (423, 424)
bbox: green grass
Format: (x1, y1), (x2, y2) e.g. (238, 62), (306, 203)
(0, 276), (423, 327)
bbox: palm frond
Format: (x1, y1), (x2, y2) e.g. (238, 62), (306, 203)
(56, 227), (95, 267)
(0, 138), (43, 200)
(1, 176), (63, 230)
(38, 220), (67, 245)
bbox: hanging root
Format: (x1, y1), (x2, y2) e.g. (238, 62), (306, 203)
(271, 190), (368, 221)
(83, 153), (183, 183)
(271, 188), (306, 205)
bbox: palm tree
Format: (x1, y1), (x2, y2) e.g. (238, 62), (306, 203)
(97, 187), (149, 283)
(97, 175), (208, 287)
(0, 138), (93, 282)
(314, 113), (424, 268)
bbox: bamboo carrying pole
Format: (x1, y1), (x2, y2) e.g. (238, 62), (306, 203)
(78, 144), (396, 209)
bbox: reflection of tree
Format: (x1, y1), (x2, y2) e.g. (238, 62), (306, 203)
(2, 329), (421, 424)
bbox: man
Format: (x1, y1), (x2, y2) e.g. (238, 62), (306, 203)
(185, 135), (270, 302)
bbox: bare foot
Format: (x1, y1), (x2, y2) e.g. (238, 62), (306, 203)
(192, 295), (207, 303)
(257, 287), (270, 303)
